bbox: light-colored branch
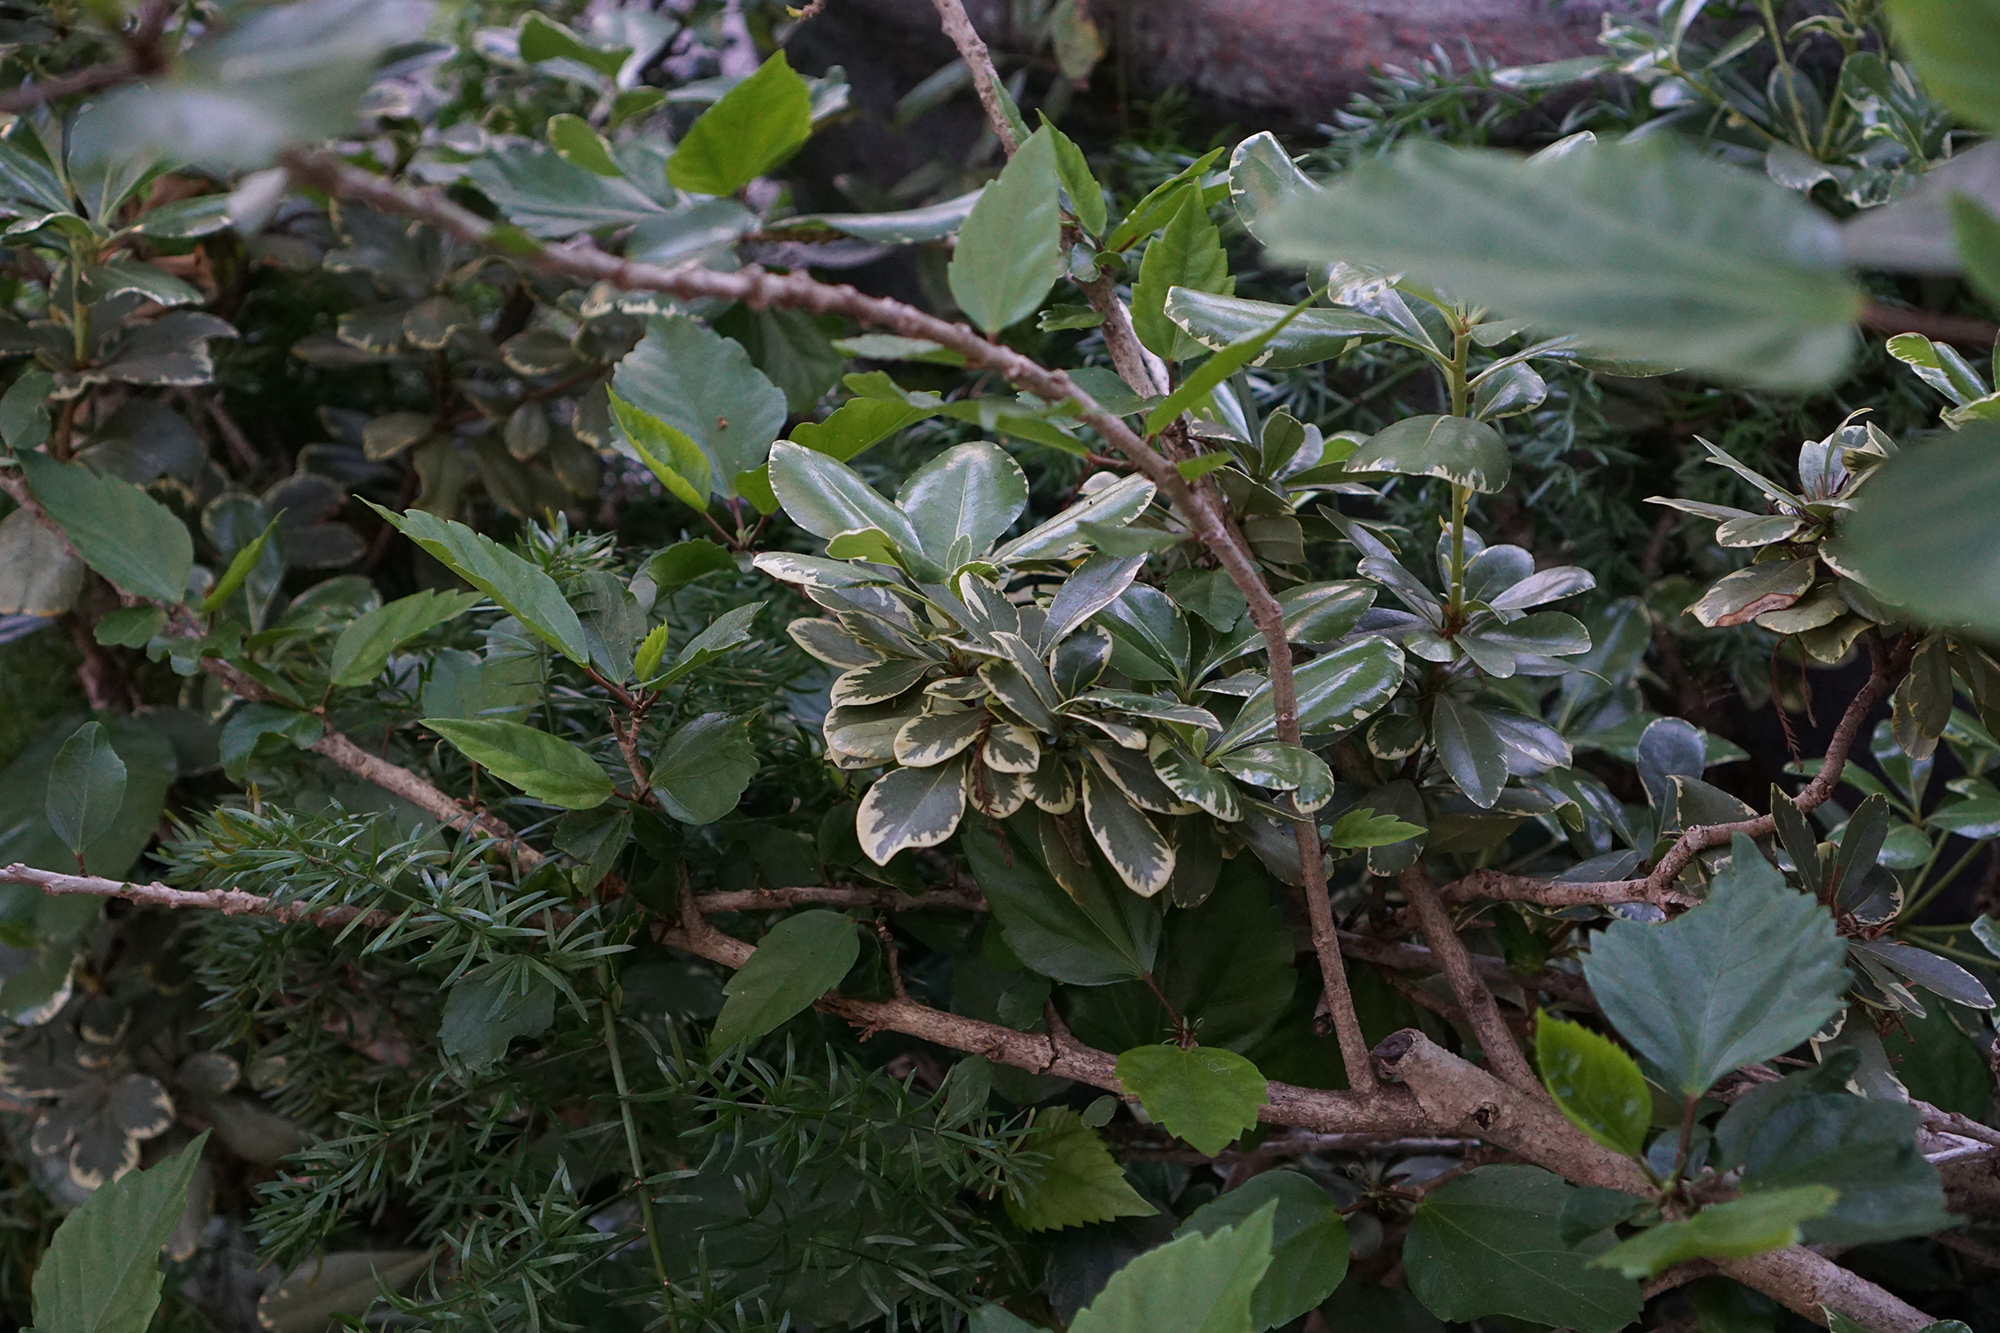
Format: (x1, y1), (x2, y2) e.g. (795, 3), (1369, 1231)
(0, 862), (385, 928)
(1374, 1029), (1937, 1332)
(927, 0), (1018, 157)
(1399, 867), (1540, 1092)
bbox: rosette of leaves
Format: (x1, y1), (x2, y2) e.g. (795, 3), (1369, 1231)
(758, 440), (1407, 896)
(0, 995), (175, 1196)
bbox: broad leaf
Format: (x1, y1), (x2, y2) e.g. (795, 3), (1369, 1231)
(1133, 187), (1233, 360)
(612, 315), (787, 500)
(31, 1134), (208, 1333)
(651, 712), (757, 825)
(1433, 696), (1508, 809)
(1593, 1186), (1837, 1279)
(709, 909), (859, 1051)
(608, 390), (711, 508)
(895, 441), (1030, 563)
(949, 128), (1064, 335)
(1176, 1170), (1347, 1327)
(641, 538), (735, 595)
(644, 602), (764, 688)
(1115, 1044), (1268, 1155)
(964, 819), (1158, 985)
(1348, 415), (1509, 493)
(1886, 0), (2000, 132)
(1262, 139), (1862, 390)
(1082, 765), (1175, 896)
(1404, 1166), (1643, 1333)
(1229, 131), (1319, 244)
(1004, 1106), (1157, 1232)
(1069, 1202), (1274, 1333)
(1536, 1013), (1650, 1157)
(790, 396), (935, 462)
(329, 590), (481, 687)
(1583, 834), (1848, 1096)
(1165, 288), (1398, 369)
(440, 972), (557, 1072)
(423, 718), (615, 810)
(1731, 1093), (1953, 1246)
(1838, 427), (2000, 632)
(857, 756), (969, 863)
(667, 51), (813, 195)
(373, 506), (592, 666)
(18, 452), (192, 604)
(46, 722), (127, 861)
(768, 440), (928, 558)
(1218, 636), (1405, 750)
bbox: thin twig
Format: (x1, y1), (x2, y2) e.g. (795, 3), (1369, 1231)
(927, 0), (1018, 156)
(1400, 867), (1540, 1092)
(0, 862), (388, 928)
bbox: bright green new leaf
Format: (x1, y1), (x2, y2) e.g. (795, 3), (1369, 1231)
(518, 12), (626, 76)
(1324, 806), (1424, 849)
(608, 389), (710, 509)
(1070, 1202), (1275, 1333)
(46, 722), (127, 860)
(423, 718), (615, 810)
(18, 452), (192, 604)
(612, 315), (787, 501)
(1115, 1044), (1268, 1155)
(709, 909), (859, 1051)
(652, 711), (758, 824)
(948, 128), (1065, 335)
(1176, 1171), (1347, 1327)
(645, 602), (763, 687)
(1584, 834), (1848, 1097)
(1105, 147), (1227, 252)
(1005, 1106), (1157, 1232)
(199, 514), (281, 613)
(548, 113), (621, 176)
(1261, 139), (1863, 390)
(1046, 120), (1107, 237)
(1404, 1166), (1643, 1333)
(1132, 187), (1234, 360)
(329, 590), (481, 687)
(1886, 0), (2000, 132)
(1349, 414), (1510, 493)
(372, 505), (593, 667)
(1593, 1186), (1838, 1279)
(641, 538), (735, 595)
(790, 396), (936, 462)
(1535, 1013), (1651, 1157)
(31, 1134), (208, 1333)
(667, 51), (814, 196)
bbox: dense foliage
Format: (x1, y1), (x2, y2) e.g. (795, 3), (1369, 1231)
(5, 0), (2000, 1330)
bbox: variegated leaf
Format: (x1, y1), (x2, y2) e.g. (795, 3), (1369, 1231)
(1071, 689), (1221, 732)
(1076, 713), (1151, 750)
(894, 708), (990, 766)
(788, 617), (881, 668)
(981, 659), (1059, 731)
(857, 757), (970, 864)
(1090, 742), (1197, 815)
(1023, 753), (1079, 813)
(1149, 738), (1242, 822)
(982, 722), (1042, 773)
(1216, 743), (1335, 811)
(968, 763), (1027, 817)
(1082, 765), (1176, 896)
(832, 658), (935, 707)
(824, 702), (914, 764)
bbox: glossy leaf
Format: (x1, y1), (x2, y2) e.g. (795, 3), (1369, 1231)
(1218, 636), (1405, 749)
(1432, 696), (1509, 809)
(1348, 415), (1509, 494)
(1262, 139), (1862, 390)
(18, 452), (192, 604)
(609, 390), (711, 509)
(709, 909), (859, 1051)
(667, 51), (813, 195)
(1165, 288), (1397, 369)
(895, 442), (1030, 563)
(948, 128), (1064, 335)
(1229, 131), (1319, 244)
(423, 718), (615, 810)
(769, 440), (928, 558)
(857, 756), (969, 863)
(1115, 1044), (1268, 1155)
(1536, 1013), (1650, 1157)
(1584, 834), (1848, 1096)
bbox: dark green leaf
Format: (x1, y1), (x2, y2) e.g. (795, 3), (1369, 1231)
(1404, 1166), (1643, 1333)
(948, 128), (1064, 335)
(1837, 426), (2000, 632)
(1950, 192), (2000, 310)
(1349, 415), (1509, 493)
(1165, 288), (1397, 369)
(1176, 1170), (1347, 1327)
(17, 453), (191, 604)
(218, 703), (323, 782)
(652, 712), (758, 825)
(1886, 0), (2000, 132)
(1218, 636), (1405, 749)
(31, 1135), (208, 1333)
(423, 718), (615, 810)
(965, 818), (1158, 985)
(45, 723), (127, 860)
(1432, 696), (1508, 809)
(709, 909), (859, 1051)
(667, 51), (813, 195)
(1144, 298), (1311, 436)
(1004, 1106), (1157, 1232)
(768, 440), (928, 558)
(1068, 1201), (1273, 1333)
(371, 505), (592, 666)
(1734, 1093), (1953, 1245)
(1584, 834), (1848, 1096)
(1535, 1013), (1650, 1157)
(895, 441), (1030, 564)
(440, 973), (557, 1072)
(1593, 1186), (1837, 1279)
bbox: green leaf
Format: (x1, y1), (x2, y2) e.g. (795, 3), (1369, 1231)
(1082, 765), (1176, 896)
(370, 506), (592, 666)
(1349, 414), (1510, 493)
(423, 718), (615, 810)
(895, 441), (1030, 564)
(965, 818), (1158, 985)
(1583, 834), (1849, 1097)
(667, 51), (813, 195)
(31, 1134), (208, 1333)
(329, 590), (481, 688)
(608, 390), (711, 509)
(1070, 1201), (1274, 1333)
(1133, 188), (1233, 361)
(641, 539), (735, 596)
(1404, 1166), (1644, 1333)
(92, 608), (164, 649)
(1046, 121), (1107, 237)
(1005, 1105), (1157, 1232)
(1229, 131), (1319, 245)
(218, 703), (323, 782)
(1838, 426), (2000, 632)
(612, 315), (787, 501)
(518, 12), (627, 76)
(1106, 147), (1227, 253)
(199, 513), (281, 613)
(857, 757), (969, 863)
(790, 397), (936, 463)
(645, 602), (763, 687)
(1115, 1044), (1267, 1155)
(1886, 0), (2000, 132)
(1535, 1013), (1650, 1157)
(768, 439), (928, 558)
(1176, 1170), (1348, 1328)
(1432, 696), (1509, 809)
(948, 128), (1065, 335)
(1165, 288), (1399, 369)
(1728, 1091), (1953, 1246)
(440, 972), (557, 1072)
(547, 113), (621, 176)
(1324, 807), (1424, 849)
(1261, 139), (1863, 390)
(45, 722), (127, 860)
(1950, 192), (2000, 310)
(1593, 1186), (1837, 1279)
(651, 712), (758, 825)
(709, 909), (859, 1051)
(1144, 298), (1311, 436)
(1217, 636), (1405, 750)
(17, 453), (191, 604)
